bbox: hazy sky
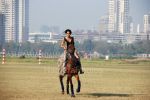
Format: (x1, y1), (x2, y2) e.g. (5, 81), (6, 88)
(30, 0), (150, 32)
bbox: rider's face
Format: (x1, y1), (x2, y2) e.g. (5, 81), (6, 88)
(66, 32), (71, 37)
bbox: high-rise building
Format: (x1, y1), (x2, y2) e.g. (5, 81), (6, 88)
(118, 0), (130, 33)
(144, 14), (150, 33)
(15, 0), (29, 43)
(0, 0), (5, 45)
(0, 13), (5, 45)
(108, 0), (117, 32)
(130, 23), (134, 33)
(1, 0), (29, 43)
(108, 0), (130, 34)
(3, 0), (16, 42)
(24, 0), (29, 42)
(137, 24), (140, 33)
(99, 16), (108, 33)
(129, 16), (133, 33)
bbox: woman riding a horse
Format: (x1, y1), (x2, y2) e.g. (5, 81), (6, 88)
(60, 29), (84, 74)
(59, 29), (83, 97)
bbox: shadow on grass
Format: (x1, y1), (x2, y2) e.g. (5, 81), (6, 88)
(77, 93), (133, 97)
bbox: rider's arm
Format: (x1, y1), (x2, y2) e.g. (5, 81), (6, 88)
(60, 38), (67, 50)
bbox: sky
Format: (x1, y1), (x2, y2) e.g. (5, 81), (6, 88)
(30, 0), (150, 32)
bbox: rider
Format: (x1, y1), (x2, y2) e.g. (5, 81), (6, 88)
(60, 29), (84, 74)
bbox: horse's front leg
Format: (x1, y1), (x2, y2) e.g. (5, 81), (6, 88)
(66, 75), (70, 94)
(69, 75), (75, 97)
(59, 75), (64, 94)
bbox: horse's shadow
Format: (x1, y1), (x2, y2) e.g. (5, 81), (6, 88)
(77, 93), (133, 97)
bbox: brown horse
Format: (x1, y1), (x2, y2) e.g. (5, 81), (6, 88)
(66, 45), (81, 97)
(59, 44), (81, 97)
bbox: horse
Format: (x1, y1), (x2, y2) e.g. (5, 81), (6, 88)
(58, 45), (81, 97)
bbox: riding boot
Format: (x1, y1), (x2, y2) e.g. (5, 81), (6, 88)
(70, 84), (75, 97)
(80, 69), (84, 74)
(78, 61), (84, 74)
(76, 80), (81, 93)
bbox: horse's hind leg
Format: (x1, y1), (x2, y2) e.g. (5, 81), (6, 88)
(66, 76), (70, 94)
(75, 75), (81, 93)
(59, 75), (64, 94)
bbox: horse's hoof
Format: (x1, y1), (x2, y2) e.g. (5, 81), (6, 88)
(61, 91), (64, 94)
(71, 94), (75, 97)
(76, 89), (80, 93)
(67, 92), (69, 94)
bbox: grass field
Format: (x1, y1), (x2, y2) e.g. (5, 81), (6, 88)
(0, 58), (150, 100)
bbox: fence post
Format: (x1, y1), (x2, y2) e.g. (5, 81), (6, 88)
(39, 50), (42, 64)
(2, 49), (6, 64)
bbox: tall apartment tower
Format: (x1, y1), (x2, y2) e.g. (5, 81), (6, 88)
(118, 0), (130, 33)
(0, 0), (5, 45)
(108, 0), (118, 32)
(99, 16), (109, 32)
(108, 0), (130, 34)
(1, 0), (29, 43)
(137, 24), (140, 33)
(24, 0), (29, 42)
(3, 0), (16, 42)
(16, 0), (29, 43)
(144, 14), (150, 33)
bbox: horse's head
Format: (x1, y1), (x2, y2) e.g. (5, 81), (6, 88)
(67, 54), (74, 66)
(67, 53), (77, 69)
(66, 54), (78, 75)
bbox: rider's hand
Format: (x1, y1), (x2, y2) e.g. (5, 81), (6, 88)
(64, 47), (67, 50)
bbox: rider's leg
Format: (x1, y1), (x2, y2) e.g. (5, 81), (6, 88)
(74, 51), (84, 74)
(77, 59), (84, 74)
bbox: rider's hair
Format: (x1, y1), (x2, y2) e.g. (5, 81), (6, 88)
(64, 29), (72, 34)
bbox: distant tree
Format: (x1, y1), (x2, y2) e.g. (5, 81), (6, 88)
(1, 39), (149, 56)
(82, 39), (94, 53)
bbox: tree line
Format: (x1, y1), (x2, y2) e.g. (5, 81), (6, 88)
(0, 40), (150, 56)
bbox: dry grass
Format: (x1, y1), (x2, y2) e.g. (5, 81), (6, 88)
(0, 59), (150, 100)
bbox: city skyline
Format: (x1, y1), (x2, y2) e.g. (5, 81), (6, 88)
(1, 0), (150, 44)
(30, 0), (150, 32)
